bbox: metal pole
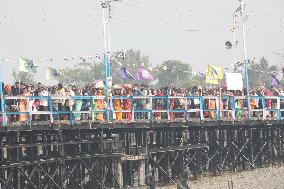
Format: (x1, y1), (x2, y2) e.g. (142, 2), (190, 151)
(102, 6), (107, 54)
(233, 13), (237, 65)
(102, 2), (109, 123)
(0, 81), (5, 126)
(107, 23), (111, 76)
(240, 0), (250, 117)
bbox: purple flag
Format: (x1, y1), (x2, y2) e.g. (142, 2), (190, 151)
(120, 66), (135, 80)
(282, 68), (284, 78)
(271, 74), (280, 87)
(136, 68), (154, 81)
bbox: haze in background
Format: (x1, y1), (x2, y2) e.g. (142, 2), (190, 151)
(0, 0), (283, 83)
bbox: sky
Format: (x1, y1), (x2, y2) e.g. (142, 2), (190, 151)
(0, 0), (283, 83)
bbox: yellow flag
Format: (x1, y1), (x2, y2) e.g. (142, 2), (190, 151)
(217, 67), (223, 79)
(208, 65), (223, 80)
(206, 71), (219, 84)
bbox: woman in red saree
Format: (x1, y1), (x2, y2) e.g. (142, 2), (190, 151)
(123, 84), (132, 120)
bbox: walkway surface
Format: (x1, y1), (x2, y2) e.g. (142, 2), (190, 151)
(190, 166), (284, 189)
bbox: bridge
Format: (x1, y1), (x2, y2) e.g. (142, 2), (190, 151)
(0, 95), (284, 188)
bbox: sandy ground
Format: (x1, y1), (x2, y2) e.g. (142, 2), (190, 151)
(189, 166), (284, 189)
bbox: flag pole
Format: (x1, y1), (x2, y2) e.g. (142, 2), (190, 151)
(18, 59), (21, 93)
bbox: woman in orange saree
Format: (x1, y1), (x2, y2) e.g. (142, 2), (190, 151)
(93, 88), (105, 121)
(19, 88), (30, 122)
(113, 87), (123, 120)
(209, 99), (216, 119)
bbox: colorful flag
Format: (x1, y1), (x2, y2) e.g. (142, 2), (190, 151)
(136, 68), (153, 81)
(271, 74), (280, 87)
(120, 66), (135, 80)
(217, 67), (223, 79)
(208, 65), (218, 77)
(205, 71), (219, 84)
(208, 65), (223, 79)
(46, 67), (61, 80)
(18, 58), (37, 73)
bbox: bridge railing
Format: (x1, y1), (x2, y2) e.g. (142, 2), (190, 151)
(1, 95), (284, 126)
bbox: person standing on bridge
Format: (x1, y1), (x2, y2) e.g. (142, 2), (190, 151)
(123, 84), (132, 120)
(39, 86), (49, 121)
(19, 86), (29, 122)
(113, 84), (123, 120)
(93, 81), (105, 121)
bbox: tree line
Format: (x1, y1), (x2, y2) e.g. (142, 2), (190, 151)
(13, 49), (282, 89)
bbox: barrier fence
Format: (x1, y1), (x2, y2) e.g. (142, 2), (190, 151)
(0, 95), (284, 126)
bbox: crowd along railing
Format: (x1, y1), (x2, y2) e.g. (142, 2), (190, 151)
(1, 95), (284, 126)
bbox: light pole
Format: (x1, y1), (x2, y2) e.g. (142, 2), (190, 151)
(101, 0), (112, 98)
(237, 0), (251, 117)
(240, 0), (249, 98)
(232, 12), (237, 65)
(101, 0), (120, 121)
(101, 0), (121, 94)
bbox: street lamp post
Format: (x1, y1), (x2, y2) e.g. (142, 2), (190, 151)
(101, 0), (120, 121)
(238, 0), (251, 117)
(240, 0), (249, 96)
(101, 0), (111, 98)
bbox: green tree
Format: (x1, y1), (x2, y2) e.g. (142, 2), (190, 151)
(156, 60), (192, 88)
(55, 49), (151, 86)
(12, 69), (35, 84)
(191, 74), (206, 87)
(55, 61), (104, 86)
(248, 57), (278, 89)
(111, 49), (150, 84)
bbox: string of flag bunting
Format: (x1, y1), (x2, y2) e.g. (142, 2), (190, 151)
(0, 54), (103, 64)
(3, 55), (284, 84)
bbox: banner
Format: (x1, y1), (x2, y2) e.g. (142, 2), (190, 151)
(226, 73), (243, 90)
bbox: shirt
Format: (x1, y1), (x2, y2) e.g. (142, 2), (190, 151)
(39, 90), (49, 107)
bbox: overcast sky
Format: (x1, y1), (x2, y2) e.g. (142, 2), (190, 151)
(0, 0), (283, 83)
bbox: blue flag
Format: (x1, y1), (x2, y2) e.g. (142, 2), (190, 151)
(120, 66), (135, 80)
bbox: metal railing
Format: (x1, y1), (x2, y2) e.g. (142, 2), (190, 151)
(1, 95), (284, 126)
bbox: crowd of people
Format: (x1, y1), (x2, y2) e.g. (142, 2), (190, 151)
(1, 81), (284, 123)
